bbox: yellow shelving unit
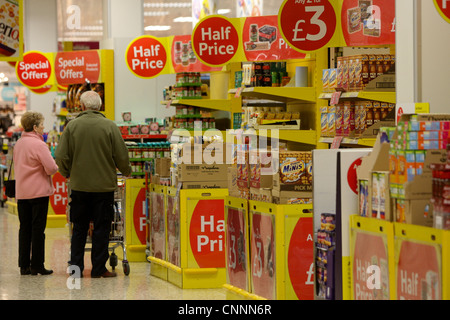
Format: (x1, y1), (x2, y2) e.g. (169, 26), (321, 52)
(318, 91), (396, 104)
(162, 98), (241, 113)
(231, 86), (317, 103)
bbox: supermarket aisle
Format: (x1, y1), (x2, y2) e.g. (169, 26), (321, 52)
(0, 208), (226, 300)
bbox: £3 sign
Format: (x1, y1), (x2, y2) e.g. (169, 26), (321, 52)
(278, 0), (336, 53)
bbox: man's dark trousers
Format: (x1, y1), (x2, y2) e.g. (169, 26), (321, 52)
(69, 190), (114, 277)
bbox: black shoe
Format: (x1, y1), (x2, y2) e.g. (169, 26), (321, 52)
(31, 268), (53, 276)
(20, 267), (31, 275)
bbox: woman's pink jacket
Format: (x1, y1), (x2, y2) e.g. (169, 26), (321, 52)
(13, 131), (58, 200)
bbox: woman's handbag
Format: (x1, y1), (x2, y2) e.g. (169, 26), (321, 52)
(4, 158), (15, 198)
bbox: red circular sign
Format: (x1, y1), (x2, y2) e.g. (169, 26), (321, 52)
(126, 36), (167, 79)
(434, 0), (450, 23)
(133, 188), (147, 245)
(189, 199), (225, 268)
(16, 51), (52, 89)
(287, 217), (314, 300)
(279, 0), (336, 52)
(347, 157), (363, 195)
(55, 51), (100, 85)
(192, 16), (239, 66)
(50, 172), (68, 215)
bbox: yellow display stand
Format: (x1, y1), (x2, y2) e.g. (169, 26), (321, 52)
(349, 215), (395, 300)
(119, 178), (147, 262)
(147, 184), (168, 280)
(223, 196), (253, 300)
(233, 200), (314, 300)
(148, 187), (229, 289)
(394, 223), (443, 300)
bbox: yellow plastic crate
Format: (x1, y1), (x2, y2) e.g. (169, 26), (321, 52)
(148, 187), (229, 289)
(394, 223), (443, 300)
(248, 200), (314, 300)
(119, 178), (147, 262)
(223, 196), (252, 300)
(148, 184), (167, 280)
(349, 215), (395, 300)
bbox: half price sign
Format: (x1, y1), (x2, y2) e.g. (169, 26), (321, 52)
(126, 36), (167, 79)
(278, 0), (337, 53)
(192, 15), (239, 67)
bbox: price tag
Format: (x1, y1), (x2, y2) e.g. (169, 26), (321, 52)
(234, 87), (243, 98)
(165, 100), (172, 109)
(330, 136), (343, 149)
(330, 91), (341, 106)
(278, 0), (336, 53)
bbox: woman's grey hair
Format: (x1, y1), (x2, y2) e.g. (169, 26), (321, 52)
(80, 91), (102, 111)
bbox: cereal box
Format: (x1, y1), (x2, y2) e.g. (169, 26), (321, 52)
(327, 106), (336, 137)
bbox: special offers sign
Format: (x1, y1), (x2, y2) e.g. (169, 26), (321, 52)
(15, 51), (54, 89)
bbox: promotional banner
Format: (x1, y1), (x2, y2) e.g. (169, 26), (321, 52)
(341, 0), (396, 46)
(150, 191), (165, 260)
(0, 0), (23, 61)
(352, 230), (390, 300)
(132, 187), (147, 245)
(434, 0), (450, 24)
(286, 216), (314, 300)
(250, 212), (275, 300)
(171, 35), (222, 73)
(167, 191), (180, 267)
(49, 172), (68, 215)
(188, 198), (226, 268)
(125, 35), (170, 79)
(192, 15), (240, 67)
(15, 51), (54, 89)
(242, 15), (306, 61)
(54, 50), (101, 86)
(226, 206), (249, 291)
(278, 0), (338, 53)
(396, 239), (441, 300)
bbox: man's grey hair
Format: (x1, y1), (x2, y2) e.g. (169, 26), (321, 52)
(80, 91), (102, 111)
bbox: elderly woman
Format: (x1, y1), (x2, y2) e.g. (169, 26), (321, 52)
(14, 111), (58, 275)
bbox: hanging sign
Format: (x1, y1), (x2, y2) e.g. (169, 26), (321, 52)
(242, 15), (306, 61)
(171, 35), (222, 73)
(125, 35), (168, 79)
(192, 15), (239, 67)
(15, 51), (53, 89)
(352, 231), (390, 300)
(341, 0), (395, 46)
(434, 0), (450, 24)
(278, 0), (337, 53)
(55, 50), (101, 86)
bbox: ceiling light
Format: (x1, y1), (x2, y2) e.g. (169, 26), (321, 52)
(144, 25), (171, 31)
(173, 17), (193, 23)
(217, 9), (231, 14)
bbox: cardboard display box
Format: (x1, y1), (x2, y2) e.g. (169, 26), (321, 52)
(181, 181), (228, 189)
(155, 157), (171, 177)
(271, 189), (312, 205)
(393, 198), (433, 227)
(177, 142), (234, 165)
(177, 163), (229, 182)
(250, 187), (272, 203)
(249, 149), (274, 189)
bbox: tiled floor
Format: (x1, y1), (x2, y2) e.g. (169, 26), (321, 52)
(0, 208), (227, 300)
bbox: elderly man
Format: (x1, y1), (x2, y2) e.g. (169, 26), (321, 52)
(55, 90), (131, 278)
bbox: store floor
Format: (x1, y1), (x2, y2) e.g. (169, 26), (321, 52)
(0, 207), (227, 300)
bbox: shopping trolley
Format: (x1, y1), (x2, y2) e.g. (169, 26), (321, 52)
(67, 177), (130, 276)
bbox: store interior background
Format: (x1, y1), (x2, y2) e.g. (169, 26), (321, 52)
(1, 0), (449, 134)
